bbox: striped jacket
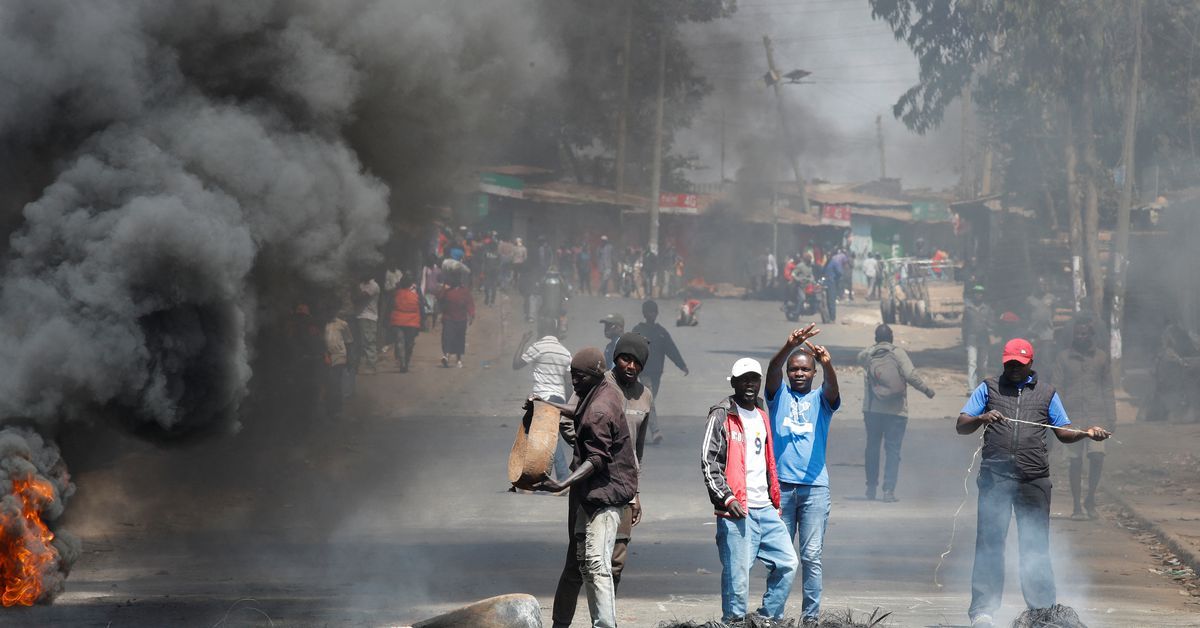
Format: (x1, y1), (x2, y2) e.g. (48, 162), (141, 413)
(701, 396), (782, 517)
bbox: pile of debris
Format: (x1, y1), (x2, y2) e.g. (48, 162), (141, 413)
(1011, 604), (1087, 628)
(659, 608), (892, 628)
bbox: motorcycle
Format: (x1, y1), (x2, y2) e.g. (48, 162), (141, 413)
(782, 279), (830, 323)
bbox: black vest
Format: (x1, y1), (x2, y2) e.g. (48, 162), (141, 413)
(980, 373), (1058, 479)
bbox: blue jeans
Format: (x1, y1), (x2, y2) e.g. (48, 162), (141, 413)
(715, 507), (797, 622)
(779, 483), (831, 619)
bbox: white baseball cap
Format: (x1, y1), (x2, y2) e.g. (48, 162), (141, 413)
(730, 358), (763, 378)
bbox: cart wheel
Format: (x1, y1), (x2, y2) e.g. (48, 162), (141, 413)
(898, 300), (909, 325)
(881, 297), (896, 324)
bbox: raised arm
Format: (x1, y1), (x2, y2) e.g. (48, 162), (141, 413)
(806, 342), (839, 405)
(766, 324), (819, 399)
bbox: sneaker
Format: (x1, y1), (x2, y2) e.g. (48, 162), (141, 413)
(441, 355), (449, 368)
(1084, 498), (1098, 520)
(456, 360), (463, 368)
(865, 487), (877, 501)
(1070, 510), (1088, 521)
(970, 614), (995, 628)
(882, 490), (898, 503)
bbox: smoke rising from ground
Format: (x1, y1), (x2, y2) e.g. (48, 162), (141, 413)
(0, 0), (556, 436)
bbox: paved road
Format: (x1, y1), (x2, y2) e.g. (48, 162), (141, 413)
(15, 294), (1197, 626)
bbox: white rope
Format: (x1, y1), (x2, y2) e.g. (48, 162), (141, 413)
(934, 436), (982, 589)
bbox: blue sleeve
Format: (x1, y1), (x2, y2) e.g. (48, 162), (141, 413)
(960, 383), (989, 416)
(1048, 392), (1071, 427)
(820, 384), (841, 412)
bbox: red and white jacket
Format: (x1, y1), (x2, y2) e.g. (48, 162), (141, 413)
(701, 396), (782, 517)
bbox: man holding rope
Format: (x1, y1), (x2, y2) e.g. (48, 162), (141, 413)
(956, 338), (1111, 628)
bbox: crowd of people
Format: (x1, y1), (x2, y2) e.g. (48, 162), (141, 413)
(519, 310), (1111, 628)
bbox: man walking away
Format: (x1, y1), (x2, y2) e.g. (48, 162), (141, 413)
(390, 276), (422, 372)
(963, 285), (994, 391)
(534, 347), (638, 628)
(482, 241), (501, 306)
(1052, 314), (1117, 520)
(857, 324), (935, 502)
(543, 333), (653, 628)
(765, 324), (840, 625)
(632, 300), (689, 445)
(702, 357), (797, 626)
(956, 338), (1111, 628)
(438, 275), (475, 368)
(354, 274), (380, 374)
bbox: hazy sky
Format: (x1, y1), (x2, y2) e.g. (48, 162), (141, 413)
(678, 0), (963, 190)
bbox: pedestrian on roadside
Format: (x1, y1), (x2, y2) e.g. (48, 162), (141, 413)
(765, 324), (840, 624)
(963, 285), (994, 391)
(702, 357), (797, 626)
(642, 247), (658, 299)
(390, 276), (422, 373)
(542, 333), (653, 628)
(763, 324), (840, 624)
(382, 266), (403, 356)
(1025, 277), (1057, 377)
(863, 253), (880, 300)
(511, 237), (528, 291)
(513, 323), (573, 481)
(353, 274), (380, 374)
(533, 347), (638, 628)
(956, 338), (1111, 628)
(598, 235), (614, 296)
(632, 300), (689, 445)
(1051, 314), (1116, 520)
(420, 256), (442, 331)
(438, 274), (475, 368)
(482, 240), (501, 307)
(766, 249), (778, 291)
(576, 243), (592, 295)
(323, 310), (354, 419)
(857, 324), (935, 502)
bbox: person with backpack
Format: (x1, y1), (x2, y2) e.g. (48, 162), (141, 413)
(856, 324), (935, 502)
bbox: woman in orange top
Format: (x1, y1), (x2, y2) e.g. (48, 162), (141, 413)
(391, 276), (422, 372)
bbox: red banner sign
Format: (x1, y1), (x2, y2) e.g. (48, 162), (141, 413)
(820, 204), (852, 227)
(658, 193), (700, 214)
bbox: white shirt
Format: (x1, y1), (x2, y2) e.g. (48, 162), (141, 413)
(357, 279), (380, 321)
(863, 257), (879, 278)
(766, 253), (777, 276)
(522, 336), (572, 401)
(737, 405), (771, 508)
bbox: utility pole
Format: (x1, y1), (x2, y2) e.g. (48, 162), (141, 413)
(1110, 0), (1143, 384)
(875, 114), (886, 180)
(763, 35), (810, 214)
(720, 106), (727, 184)
(647, 29), (667, 255)
(614, 0), (633, 198)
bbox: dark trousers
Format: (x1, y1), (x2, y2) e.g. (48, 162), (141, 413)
(825, 281), (838, 320)
(483, 280), (497, 306)
(863, 412), (907, 492)
(969, 469), (1056, 619)
(552, 503), (631, 628)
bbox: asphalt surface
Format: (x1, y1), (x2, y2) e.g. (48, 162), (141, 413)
(9, 294), (1198, 626)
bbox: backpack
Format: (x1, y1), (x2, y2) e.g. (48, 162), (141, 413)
(868, 349), (906, 400)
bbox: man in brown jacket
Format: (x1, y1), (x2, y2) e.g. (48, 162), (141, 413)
(535, 346), (637, 628)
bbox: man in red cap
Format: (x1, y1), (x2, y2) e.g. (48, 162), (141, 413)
(956, 338), (1112, 628)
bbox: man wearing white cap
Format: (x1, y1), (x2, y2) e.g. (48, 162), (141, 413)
(702, 358), (797, 626)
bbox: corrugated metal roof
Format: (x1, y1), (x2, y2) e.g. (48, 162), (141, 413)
(522, 181), (647, 208)
(808, 188), (912, 209)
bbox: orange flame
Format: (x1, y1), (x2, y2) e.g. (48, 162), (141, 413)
(0, 477), (59, 607)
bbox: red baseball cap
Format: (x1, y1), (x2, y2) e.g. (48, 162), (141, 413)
(1002, 338), (1035, 364)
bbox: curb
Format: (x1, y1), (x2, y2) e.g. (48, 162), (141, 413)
(1103, 486), (1200, 576)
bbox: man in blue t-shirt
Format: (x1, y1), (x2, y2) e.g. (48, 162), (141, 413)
(765, 324), (841, 624)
